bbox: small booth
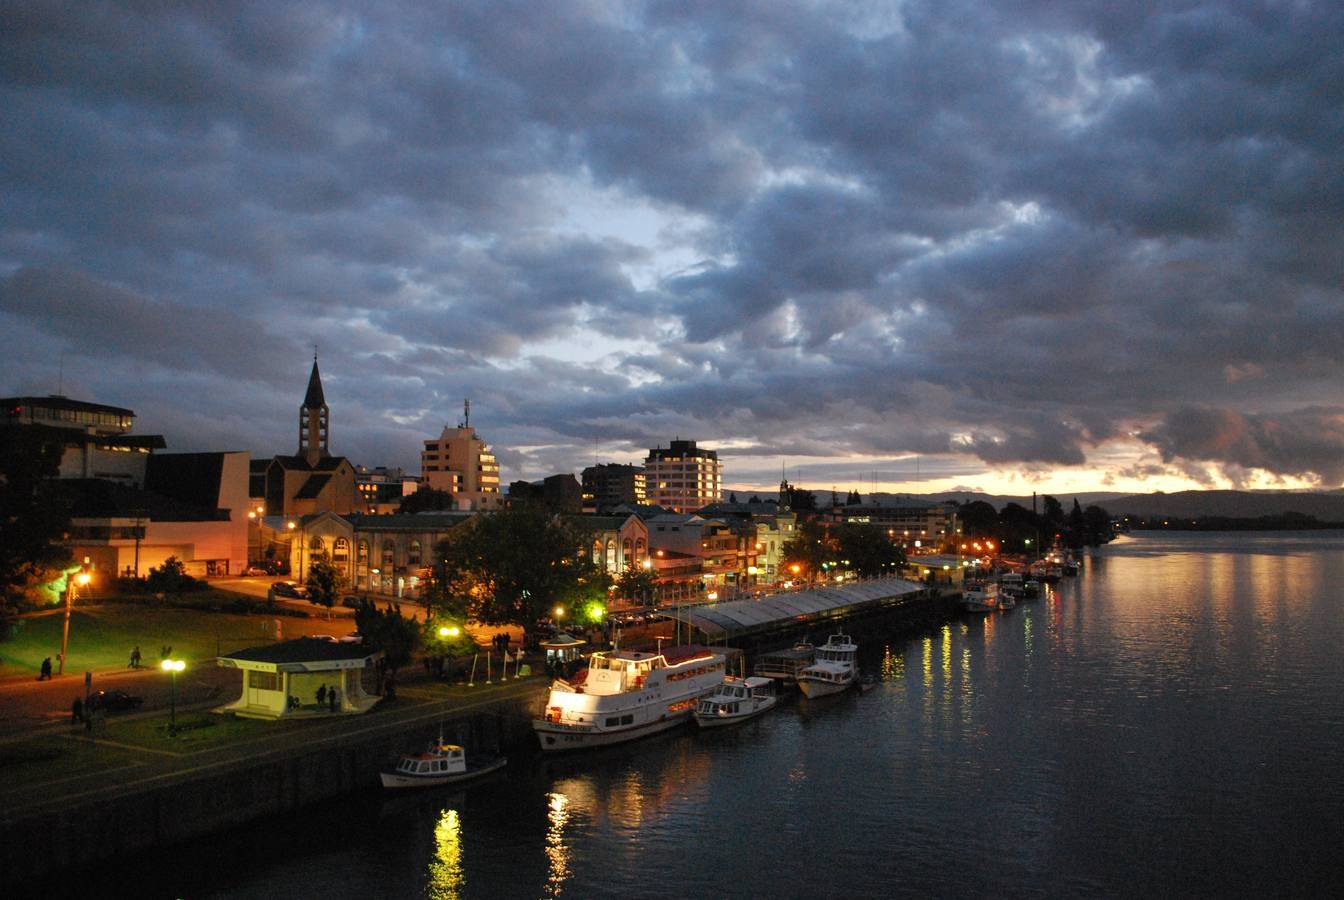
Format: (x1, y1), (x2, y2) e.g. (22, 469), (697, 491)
(539, 632), (585, 670)
(217, 637), (383, 720)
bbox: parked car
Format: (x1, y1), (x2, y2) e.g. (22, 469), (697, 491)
(242, 564), (269, 576)
(306, 634), (338, 643)
(91, 690), (143, 712)
(271, 581), (298, 597)
(341, 595), (364, 609)
(338, 631), (364, 644)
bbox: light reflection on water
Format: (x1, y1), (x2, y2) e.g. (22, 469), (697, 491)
(63, 531), (1344, 898)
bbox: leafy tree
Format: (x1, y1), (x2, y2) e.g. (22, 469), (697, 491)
(1082, 505), (1113, 545)
(836, 523), (905, 577)
(420, 612), (479, 678)
(615, 560), (659, 605)
(399, 487), (458, 514)
(432, 506), (607, 645)
(784, 484), (816, 512)
(354, 601), (420, 673)
(0, 426), (72, 604)
(305, 556), (341, 608)
(957, 500), (999, 538)
(780, 518), (833, 582)
(147, 556), (193, 594)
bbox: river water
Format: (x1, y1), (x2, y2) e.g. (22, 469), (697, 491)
(90, 531), (1344, 897)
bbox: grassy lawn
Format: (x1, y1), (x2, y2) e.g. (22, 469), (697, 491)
(108, 709), (272, 750)
(0, 605), (289, 674)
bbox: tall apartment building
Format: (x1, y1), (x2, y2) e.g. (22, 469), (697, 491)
(644, 439), (722, 513)
(581, 463), (647, 513)
(420, 413), (502, 511)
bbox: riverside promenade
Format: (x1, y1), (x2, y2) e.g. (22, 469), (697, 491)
(0, 656), (550, 888)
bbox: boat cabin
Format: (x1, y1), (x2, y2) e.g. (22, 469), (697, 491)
(394, 745), (466, 777)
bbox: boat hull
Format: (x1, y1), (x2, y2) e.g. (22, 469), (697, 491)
(693, 697), (777, 728)
(797, 676), (854, 698)
(534, 712), (691, 751)
(378, 756), (507, 789)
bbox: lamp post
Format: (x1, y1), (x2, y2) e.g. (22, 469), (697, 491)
(162, 658), (185, 735)
(59, 570), (90, 676)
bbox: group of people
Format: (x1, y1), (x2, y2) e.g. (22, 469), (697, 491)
(315, 683), (340, 712)
(491, 632), (513, 655)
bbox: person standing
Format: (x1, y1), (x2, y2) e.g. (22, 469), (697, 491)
(71, 696), (84, 725)
(130, 646), (142, 669)
(316, 683), (327, 707)
(328, 684), (339, 713)
(39, 657), (52, 680)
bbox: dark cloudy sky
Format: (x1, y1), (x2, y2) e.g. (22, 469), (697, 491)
(3, 1), (1341, 495)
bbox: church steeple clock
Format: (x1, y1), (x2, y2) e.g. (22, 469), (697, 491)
(299, 355), (329, 467)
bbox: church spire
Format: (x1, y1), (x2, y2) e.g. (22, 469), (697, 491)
(299, 354), (330, 465)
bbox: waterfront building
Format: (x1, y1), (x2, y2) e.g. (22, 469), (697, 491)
(583, 513), (649, 578)
(420, 403), (502, 511)
(836, 495), (960, 549)
(581, 463), (647, 513)
(643, 439), (722, 513)
(259, 358), (361, 518)
(2, 394), (165, 486)
(644, 512), (756, 602)
(288, 510), (473, 595)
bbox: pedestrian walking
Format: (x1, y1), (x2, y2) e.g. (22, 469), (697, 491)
(129, 646), (142, 669)
(39, 657), (52, 680)
(71, 696), (84, 724)
(328, 685), (339, 712)
(316, 684), (327, 707)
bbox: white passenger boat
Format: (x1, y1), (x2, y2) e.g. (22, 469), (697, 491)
(534, 644), (729, 751)
(379, 734), (507, 789)
(694, 675), (777, 727)
(796, 634), (858, 698)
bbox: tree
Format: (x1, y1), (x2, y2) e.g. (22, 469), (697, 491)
(616, 560), (659, 605)
(399, 488), (458, 514)
(354, 601), (419, 673)
(836, 523), (905, 577)
(957, 500), (998, 538)
(420, 612), (479, 678)
(146, 556), (193, 594)
(780, 518), (832, 582)
(0, 426), (73, 604)
(433, 506), (607, 646)
(305, 556), (341, 608)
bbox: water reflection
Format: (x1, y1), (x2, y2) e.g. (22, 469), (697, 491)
(544, 792), (572, 896)
(426, 808), (463, 899)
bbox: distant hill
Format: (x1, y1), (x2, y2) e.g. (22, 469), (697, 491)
(731, 488), (1344, 523)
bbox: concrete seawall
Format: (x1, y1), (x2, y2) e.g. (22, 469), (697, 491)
(2, 686), (547, 887)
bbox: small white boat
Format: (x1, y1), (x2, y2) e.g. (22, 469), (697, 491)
(797, 634), (858, 698)
(962, 583), (999, 612)
(694, 675), (777, 727)
(379, 735), (507, 789)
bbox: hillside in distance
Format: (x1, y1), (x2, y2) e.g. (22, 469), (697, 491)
(922, 490), (1344, 522)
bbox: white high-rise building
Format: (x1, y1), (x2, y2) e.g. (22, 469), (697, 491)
(644, 439), (722, 513)
(419, 403), (502, 510)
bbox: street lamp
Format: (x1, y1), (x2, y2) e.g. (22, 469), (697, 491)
(59, 570), (91, 676)
(162, 658), (185, 735)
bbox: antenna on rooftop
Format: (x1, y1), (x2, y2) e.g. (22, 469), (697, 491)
(461, 398), (470, 428)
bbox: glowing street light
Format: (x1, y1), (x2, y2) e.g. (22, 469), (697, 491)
(438, 624), (461, 638)
(59, 570), (91, 676)
(161, 658), (186, 735)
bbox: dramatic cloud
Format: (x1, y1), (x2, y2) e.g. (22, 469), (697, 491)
(3, 1), (1342, 494)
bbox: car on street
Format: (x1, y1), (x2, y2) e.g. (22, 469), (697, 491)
(341, 595), (364, 609)
(90, 690), (144, 712)
(271, 581), (309, 599)
(242, 564), (269, 576)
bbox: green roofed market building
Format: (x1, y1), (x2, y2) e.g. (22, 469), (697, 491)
(217, 637), (383, 720)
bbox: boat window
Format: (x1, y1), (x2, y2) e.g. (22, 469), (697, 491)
(417, 761), (430, 774)
(606, 717), (621, 726)
(621, 714), (633, 725)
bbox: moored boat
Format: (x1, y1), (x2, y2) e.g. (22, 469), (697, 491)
(534, 644), (729, 751)
(796, 634), (858, 698)
(694, 675), (777, 727)
(753, 643), (815, 684)
(379, 735), (507, 789)
(961, 583), (1000, 612)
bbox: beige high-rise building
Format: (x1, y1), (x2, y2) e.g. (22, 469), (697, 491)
(644, 439), (722, 513)
(420, 409), (502, 510)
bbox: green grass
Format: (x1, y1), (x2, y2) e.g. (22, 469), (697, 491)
(108, 710), (271, 750)
(0, 605), (291, 675)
